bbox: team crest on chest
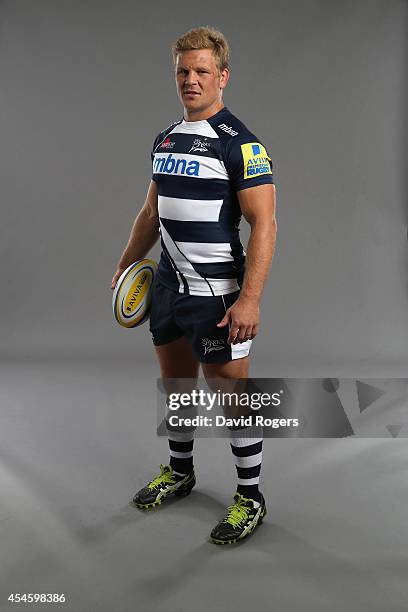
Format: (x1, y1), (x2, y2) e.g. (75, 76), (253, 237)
(189, 138), (211, 153)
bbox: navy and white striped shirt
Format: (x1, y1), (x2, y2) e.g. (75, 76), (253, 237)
(151, 106), (274, 296)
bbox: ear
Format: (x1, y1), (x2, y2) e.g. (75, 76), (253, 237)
(219, 68), (230, 90)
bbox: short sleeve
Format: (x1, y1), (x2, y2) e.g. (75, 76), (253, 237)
(225, 138), (274, 191)
(151, 134), (160, 167)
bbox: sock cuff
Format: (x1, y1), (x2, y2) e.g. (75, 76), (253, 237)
(229, 424), (263, 447)
(167, 430), (195, 443)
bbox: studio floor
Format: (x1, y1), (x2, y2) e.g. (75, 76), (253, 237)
(0, 358), (407, 612)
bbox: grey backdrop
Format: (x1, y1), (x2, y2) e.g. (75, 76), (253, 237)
(1, 0), (407, 372)
(1, 3), (408, 612)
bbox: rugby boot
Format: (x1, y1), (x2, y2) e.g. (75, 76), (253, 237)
(132, 464), (195, 509)
(210, 492), (266, 544)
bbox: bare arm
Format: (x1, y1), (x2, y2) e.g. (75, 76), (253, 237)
(111, 180), (160, 289)
(217, 183), (277, 343)
(239, 183), (277, 301)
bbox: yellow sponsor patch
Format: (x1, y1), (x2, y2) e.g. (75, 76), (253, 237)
(241, 142), (272, 179)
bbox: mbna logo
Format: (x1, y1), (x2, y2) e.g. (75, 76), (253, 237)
(153, 154), (200, 176)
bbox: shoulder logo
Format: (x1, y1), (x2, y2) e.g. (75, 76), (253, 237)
(218, 123), (238, 137)
(240, 142), (272, 179)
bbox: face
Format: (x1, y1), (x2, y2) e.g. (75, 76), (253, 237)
(175, 49), (229, 119)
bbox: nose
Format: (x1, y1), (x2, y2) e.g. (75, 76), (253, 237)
(185, 71), (198, 86)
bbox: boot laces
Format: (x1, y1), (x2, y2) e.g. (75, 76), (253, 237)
(147, 464), (176, 490)
(223, 495), (251, 528)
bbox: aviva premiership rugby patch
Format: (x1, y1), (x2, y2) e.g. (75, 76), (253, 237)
(241, 143), (272, 179)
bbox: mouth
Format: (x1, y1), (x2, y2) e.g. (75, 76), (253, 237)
(183, 91), (200, 97)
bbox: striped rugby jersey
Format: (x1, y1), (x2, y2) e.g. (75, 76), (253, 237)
(151, 106), (274, 296)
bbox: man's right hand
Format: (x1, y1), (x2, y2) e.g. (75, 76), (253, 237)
(111, 266), (127, 291)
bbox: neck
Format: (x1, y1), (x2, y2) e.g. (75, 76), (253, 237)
(184, 100), (224, 122)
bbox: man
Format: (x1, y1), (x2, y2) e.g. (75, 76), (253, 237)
(111, 27), (277, 544)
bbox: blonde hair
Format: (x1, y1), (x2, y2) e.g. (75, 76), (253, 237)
(172, 26), (230, 72)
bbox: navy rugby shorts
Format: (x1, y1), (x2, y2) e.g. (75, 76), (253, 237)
(149, 279), (253, 363)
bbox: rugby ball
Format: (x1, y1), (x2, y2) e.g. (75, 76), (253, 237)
(112, 259), (157, 328)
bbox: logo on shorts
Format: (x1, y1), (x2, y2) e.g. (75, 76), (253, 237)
(202, 338), (225, 355)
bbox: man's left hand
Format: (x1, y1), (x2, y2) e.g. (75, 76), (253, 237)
(217, 297), (260, 344)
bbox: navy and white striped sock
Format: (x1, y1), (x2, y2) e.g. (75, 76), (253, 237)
(229, 424), (263, 505)
(165, 397), (196, 476)
(168, 431), (194, 476)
